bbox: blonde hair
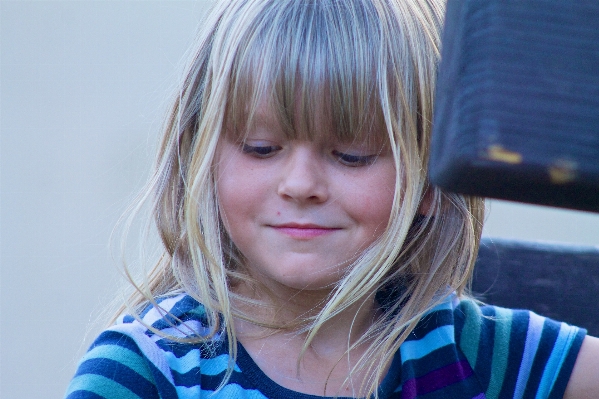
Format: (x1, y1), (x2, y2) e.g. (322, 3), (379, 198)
(120, 0), (484, 397)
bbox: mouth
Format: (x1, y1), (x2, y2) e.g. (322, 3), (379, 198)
(269, 223), (340, 239)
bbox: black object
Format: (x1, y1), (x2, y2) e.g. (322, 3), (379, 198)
(429, 1), (599, 212)
(472, 238), (599, 336)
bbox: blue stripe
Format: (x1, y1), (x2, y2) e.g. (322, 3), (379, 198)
(514, 312), (544, 398)
(535, 324), (577, 399)
(407, 309), (454, 340)
(164, 348), (202, 374)
(522, 318), (560, 398)
(87, 330), (146, 358)
(497, 310), (529, 398)
(175, 385), (204, 399)
(164, 348), (240, 375)
(201, 354), (241, 375)
(400, 325), (455, 361)
(427, 297), (454, 314)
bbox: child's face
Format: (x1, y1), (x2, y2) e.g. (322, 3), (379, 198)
(215, 109), (396, 293)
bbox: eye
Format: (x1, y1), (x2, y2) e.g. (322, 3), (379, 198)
(332, 150), (377, 167)
(242, 143), (281, 158)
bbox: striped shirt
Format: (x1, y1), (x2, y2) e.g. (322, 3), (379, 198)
(65, 294), (585, 398)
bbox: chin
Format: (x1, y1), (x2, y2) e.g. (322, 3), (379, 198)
(265, 272), (344, 293)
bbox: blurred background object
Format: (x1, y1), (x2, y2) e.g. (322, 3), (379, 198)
(1, 2), (598, 398)
(430, 1), (599, 212)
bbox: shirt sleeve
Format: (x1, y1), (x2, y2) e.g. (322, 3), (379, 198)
(454, 298), (586, 399)
(64, 325), (178, 399)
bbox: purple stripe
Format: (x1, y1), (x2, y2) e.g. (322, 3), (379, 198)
(402, 360), (476, 399)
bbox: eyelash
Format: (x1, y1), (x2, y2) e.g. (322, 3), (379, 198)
(242, 144), (376, 166)
(242, 144), (281, 157)
(332, 150), (376, 167)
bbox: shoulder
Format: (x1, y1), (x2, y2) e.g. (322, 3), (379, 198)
(118, 293), (214, 339)
(65, 294), (225, 399)
(453, 297), (586, 399)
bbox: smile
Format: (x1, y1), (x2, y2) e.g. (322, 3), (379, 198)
(269, 223), (340, 239)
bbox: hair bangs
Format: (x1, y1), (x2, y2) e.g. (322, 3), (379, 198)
(225, 0), (386, 147)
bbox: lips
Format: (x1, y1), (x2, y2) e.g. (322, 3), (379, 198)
(269, 223), (340, 239)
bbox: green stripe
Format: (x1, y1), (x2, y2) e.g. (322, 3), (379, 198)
(459, 300), (482, 367)
(65, 374), (143, 399)
(83, 344), (154, 383)
(487, 307), (513, 399)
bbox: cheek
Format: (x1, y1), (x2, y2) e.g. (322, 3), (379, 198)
(214, 147), (270, 240)
(344, 165), (396, 232)
(215, 146), (247, 235)
(365, 178), (395, 228)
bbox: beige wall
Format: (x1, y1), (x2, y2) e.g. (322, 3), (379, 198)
(1, 2), (598, 398)
(483, 200), (599, 246)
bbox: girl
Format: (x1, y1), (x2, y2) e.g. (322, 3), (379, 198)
(66, 0), (599, 398)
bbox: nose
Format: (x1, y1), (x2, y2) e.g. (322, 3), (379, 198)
(277, 144), (328, 204)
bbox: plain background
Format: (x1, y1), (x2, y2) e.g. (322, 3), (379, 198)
(1, 2), (598, 398)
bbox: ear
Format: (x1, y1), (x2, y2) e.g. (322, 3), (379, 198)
(418, 186), (434, 216)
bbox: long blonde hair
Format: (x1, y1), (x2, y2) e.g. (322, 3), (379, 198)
(120, 0), (484, 397)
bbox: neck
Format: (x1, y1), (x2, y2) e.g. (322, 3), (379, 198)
(230, 281), (384, 397)
(232, 279), (379, 342)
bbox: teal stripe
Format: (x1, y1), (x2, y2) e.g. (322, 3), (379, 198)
(65, 374), (143, 399)
(459, 300), (482, 368)
(400, 325), (455, 361)
(84, 345), (154, 382)
(487, 307), (513, 399)
(535, 324), (577, 399)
